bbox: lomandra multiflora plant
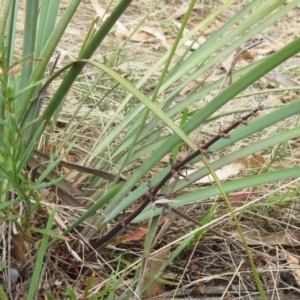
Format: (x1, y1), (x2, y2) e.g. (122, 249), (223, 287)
(88, 105), (265, 251)
(1, 0), (300, 299)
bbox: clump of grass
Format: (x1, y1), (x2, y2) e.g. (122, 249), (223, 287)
(1, 0), (300, 299)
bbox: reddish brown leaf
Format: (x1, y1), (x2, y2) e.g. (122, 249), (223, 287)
(12, 233), (31, 265)
(236, 47), (253, 60)
(252, 254), (266, 264)
(143, 247), (169, 298)
(198, 283), (205, 294)
(229, 192), (259, 201)
(250, 153), (265, 167)
(117, 215), (169, 243)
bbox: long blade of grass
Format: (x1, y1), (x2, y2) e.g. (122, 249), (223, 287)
(19, 1), (38, 91)
(35, 0), (60, 57)
(5, 0), (18, 67)
(135, 166), (300, 222)
(27, 207), (56, 300)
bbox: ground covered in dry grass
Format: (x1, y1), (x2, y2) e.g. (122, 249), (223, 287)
(5, 0), (300, 299)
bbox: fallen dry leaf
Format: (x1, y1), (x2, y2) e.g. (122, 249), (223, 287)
(12, 233), (31, 265)
(161, 153), (246, 183)
(28, 156), (82, 207)
(221, 51), (249, 74)
(228, 192), (259, 202)
(114, 25), (171, 50)
(264, 71), (300, 87)
(250, 153), (266, 167)
(115, 26), (151, 42)
(252, 254), (266, 264)
(234, 228), (300, 246)
(115, 215), (169, 244)
(282, 251), (300, 287)
(236, 47), (253, 60)
(184, 162), (246, 184)
(142, 247), (169, 298)
(46, 206), (67, 230)
(147, 15), (156, 22)
(198, 282), (205, 294)
(138, 26), (170, 50)
(90, 0), (166, 48)
(223, 293), (233, 300)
